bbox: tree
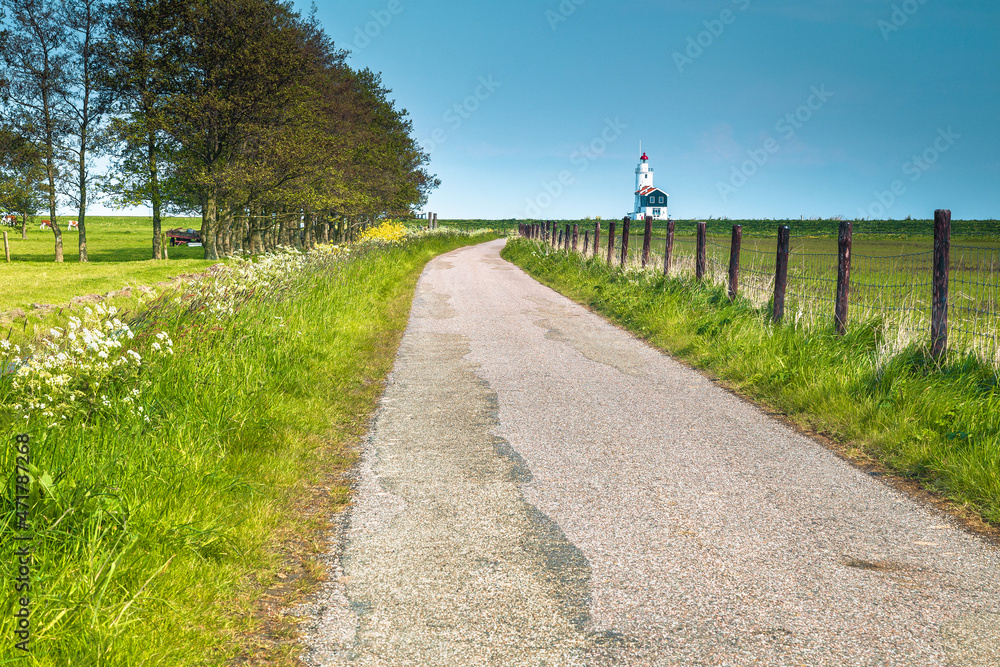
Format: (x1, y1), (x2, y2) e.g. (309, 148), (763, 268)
(60, 0), (112, 261)
(159, 0), (314, 259)
(0, 124), (45, 238)
(103, 0), (184, 259)
(0, 0), (70, 261)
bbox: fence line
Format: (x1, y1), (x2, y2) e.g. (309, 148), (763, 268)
(521, 211), (1000, 368)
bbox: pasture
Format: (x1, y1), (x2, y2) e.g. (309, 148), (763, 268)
(0, 216), (218, 312)
(516, 218), (1000, 364)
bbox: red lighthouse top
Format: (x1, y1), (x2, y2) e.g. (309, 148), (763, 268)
(640, 152), (649, 161)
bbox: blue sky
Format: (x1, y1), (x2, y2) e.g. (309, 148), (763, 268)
(300, 2), (995, 220)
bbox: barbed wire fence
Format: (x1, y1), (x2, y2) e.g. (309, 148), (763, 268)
(522, 211), (1000, 369)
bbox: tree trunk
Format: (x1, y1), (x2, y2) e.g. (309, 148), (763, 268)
(202, 191), (219, 260)
(20, 213), (27, 240)
(76, 179), (88, 263)
(149, 131), (163, 260)
(48, 193), (62, 263)
(77, 117), (89, 262)
(249, 207), (262, 253)
(277, 210), (287, 247)
(218, 207), (233, 256)
(44, 127), (62, 262)
(304, 211), (314, 249)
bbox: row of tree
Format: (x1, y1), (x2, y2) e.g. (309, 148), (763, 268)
(0, 0), (438, 261)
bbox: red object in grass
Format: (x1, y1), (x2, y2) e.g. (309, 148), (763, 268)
(166, 228), (202, 246)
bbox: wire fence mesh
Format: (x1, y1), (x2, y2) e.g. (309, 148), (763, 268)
(553, 224), (1000, 368)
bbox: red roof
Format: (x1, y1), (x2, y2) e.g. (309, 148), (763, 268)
(640, 152), (649, 161)
(635, 186), (667, 196)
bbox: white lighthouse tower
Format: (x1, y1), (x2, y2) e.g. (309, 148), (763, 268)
(630, 149), (668, 221)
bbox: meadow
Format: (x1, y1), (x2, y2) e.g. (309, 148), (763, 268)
(1, 216), (215, 313)
(513, 219), (1000, 365)
(0, 223), (501, 665)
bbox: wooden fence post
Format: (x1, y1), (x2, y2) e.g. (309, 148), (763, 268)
(728, 224), (742, 300)
(931, 209), (951, 358)
(620, 216), (630, 267)
(557, 229), (564, 248)
(696, 221), (707, 281)
(583, 230), (590, 255)
(663, 219), (674, 276)
(772, 225), (790, 322)
(433, 213), (438, 229)
(607, 219), (616, 266)
(564, 224), (570, 250)
(3, 231), (9, 262)
(641, 215), (653, 268)
(593, 222), (601, 258)
(835, 220), (852, 335)
(572, 224), (579, 252)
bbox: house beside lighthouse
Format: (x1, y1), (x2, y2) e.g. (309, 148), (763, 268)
(631, 152), (668, 221)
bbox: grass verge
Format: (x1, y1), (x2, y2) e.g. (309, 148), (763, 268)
(1, 231), (498, 665)
(502, 239), (1000, 529)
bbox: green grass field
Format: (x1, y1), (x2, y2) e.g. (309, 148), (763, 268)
(1, 216), (218, 312)
(533, 224), (1000, 365)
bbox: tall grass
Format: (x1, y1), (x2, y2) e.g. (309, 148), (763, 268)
(0, 230), (498, 665)
(502, 238), (1000, 526)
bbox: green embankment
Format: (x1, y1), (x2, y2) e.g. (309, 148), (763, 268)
(502, 238), (1000, 527)
(0, 231), (498, 665)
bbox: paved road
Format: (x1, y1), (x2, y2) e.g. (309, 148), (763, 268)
(297, 239), (1000, 666)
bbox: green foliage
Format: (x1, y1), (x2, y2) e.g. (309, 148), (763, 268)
(0, 231), (497, 664)
(503, 238), (1000, 526)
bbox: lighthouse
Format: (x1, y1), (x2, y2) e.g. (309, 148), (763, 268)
(631, 151), (668, 221)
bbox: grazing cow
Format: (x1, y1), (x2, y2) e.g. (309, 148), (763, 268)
(67, 220), (78, 230)
(40, 220), (52, 230)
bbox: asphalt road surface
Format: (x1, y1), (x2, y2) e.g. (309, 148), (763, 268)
(295, 238), (1000, 666)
